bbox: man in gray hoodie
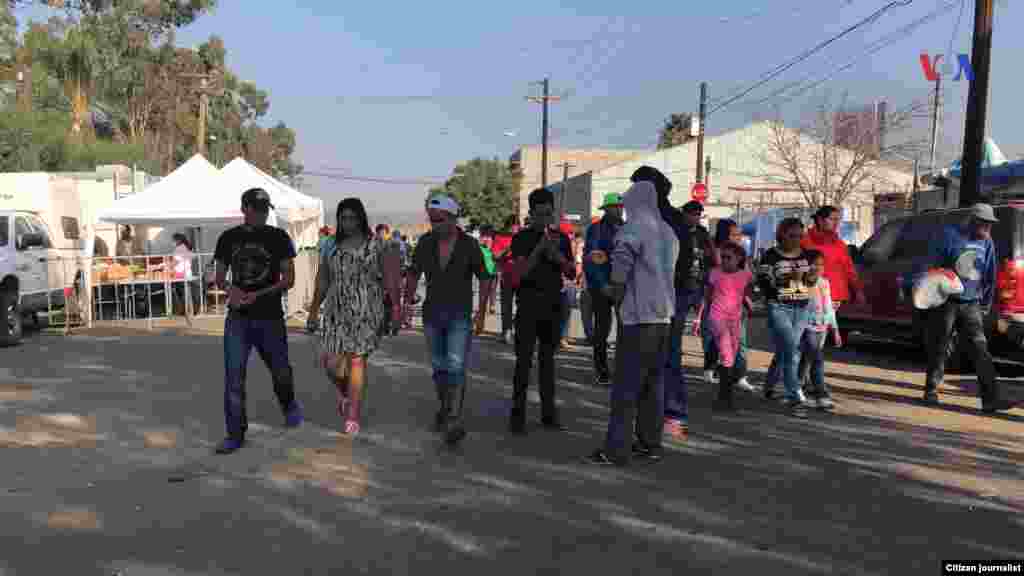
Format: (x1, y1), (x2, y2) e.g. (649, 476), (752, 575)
(587, 180), (679, 466)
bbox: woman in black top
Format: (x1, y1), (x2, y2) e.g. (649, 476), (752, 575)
(756, 217), (813, 418)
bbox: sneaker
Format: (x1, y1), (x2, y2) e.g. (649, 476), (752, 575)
(444, 425), (466, 446)
(736, 377), (756, 393)
(982, 399), (1018, 414)
(595, 373), (611, 387)
(541, 418), (567, 432)
(632, 443), (662, 463)
(664, 417), (688, 441)
(814, 397), (835, 411)
(503, 331), (514, 345)
(786, 400), (808, 419)
(797, 389), (807, 404)
(284, 402), (304, 428)
(214, 437), (244, 455)
(703, 370), (718, 384)
(508, 419), (526, 436)
(585, 449), (617, 466)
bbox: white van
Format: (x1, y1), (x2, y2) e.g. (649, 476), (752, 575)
(0, 174), (84, 345)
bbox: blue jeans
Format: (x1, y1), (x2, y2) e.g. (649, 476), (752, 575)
(223, 314), (296, 439)
(801, 330), (828, 399)
(765, 303), (810, 402)
(560, 290), (573, 340)
(664, 287), (703, 421)
(605, 324), (669, 464)
(424, 316), (472, 427)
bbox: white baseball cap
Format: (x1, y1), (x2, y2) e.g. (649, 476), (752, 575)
(427, 195), (460, 216)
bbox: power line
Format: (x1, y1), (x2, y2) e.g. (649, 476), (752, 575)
(302, 171), (447, 186)
(707, 0), (915, 118)
(738, 0), (959, 110)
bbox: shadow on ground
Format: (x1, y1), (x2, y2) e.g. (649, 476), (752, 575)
(0, 330), (1021, 575)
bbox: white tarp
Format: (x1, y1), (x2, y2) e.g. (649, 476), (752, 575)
(95, 154), (278, 228)
(220, 157), (320, 223)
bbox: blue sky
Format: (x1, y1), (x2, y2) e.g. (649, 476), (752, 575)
(14, 1), (1023, 216)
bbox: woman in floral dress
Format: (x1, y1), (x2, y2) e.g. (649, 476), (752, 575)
(307, 198), (402, 435)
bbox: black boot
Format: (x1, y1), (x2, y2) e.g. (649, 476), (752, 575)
(712, 365), (736, 412)
(443, 382), (467, 446)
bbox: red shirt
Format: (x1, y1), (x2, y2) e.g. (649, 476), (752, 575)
(801, 227), (862, 303)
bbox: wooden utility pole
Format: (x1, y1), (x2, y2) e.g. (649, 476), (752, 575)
(178, 71), (224, 157)
(959, 0), (994, 207)
(928, 74), (942, 176)
(555, 161), (575, 218)
(527, 78), (561, 189)
(695, 82), (708, 183)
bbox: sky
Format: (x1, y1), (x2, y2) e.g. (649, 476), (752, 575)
(13, 0), (1024, 220)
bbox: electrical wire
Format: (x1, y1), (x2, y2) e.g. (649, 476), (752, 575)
(737, 0), (959, 110)
(707, 0), (915, 117)
(301, 171), (447, 186)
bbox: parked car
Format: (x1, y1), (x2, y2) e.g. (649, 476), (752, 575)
(838, 203), (1024, 367)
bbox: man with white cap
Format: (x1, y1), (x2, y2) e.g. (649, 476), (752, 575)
(405, 194), (492, 446)
(922, 203), (1015, 414)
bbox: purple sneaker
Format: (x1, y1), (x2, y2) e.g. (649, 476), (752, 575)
(215, 437), (244, 455)
(285, 402), (304, 428)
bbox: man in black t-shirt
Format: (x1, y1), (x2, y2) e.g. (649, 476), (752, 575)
(212, 188), (302, 454)
(508, 188), (575, 435)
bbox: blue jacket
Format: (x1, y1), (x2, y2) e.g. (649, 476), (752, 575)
(929, 224), (997, 306)
(583, 217), (621, 290)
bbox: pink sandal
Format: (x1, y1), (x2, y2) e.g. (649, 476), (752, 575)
(344, 419), (360, 436)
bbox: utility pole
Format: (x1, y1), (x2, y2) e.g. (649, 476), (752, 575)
(928, 75), (942, 176)
(555, 161), (575, 218)
(704, 156), (712, 195)
(695, 82), (708, 183)
(958, 0), (994, 208)
(527, 78), (561, 189)
(178, 71), (224, 158)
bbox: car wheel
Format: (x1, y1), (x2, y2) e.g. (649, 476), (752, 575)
(0, 292), (23, 347)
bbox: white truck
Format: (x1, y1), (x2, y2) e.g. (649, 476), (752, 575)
(0, 174), (84, 345)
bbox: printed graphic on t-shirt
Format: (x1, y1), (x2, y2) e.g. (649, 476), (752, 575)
(954, 248), (981, 282)
(760, 259), (811, 302)
(689, 244), (705, 279)
(231, 242), (273, 289)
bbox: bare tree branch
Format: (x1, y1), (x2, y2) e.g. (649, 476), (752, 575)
(757, 94), (927, 209)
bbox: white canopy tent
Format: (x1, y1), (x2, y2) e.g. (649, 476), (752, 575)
(91, 154), (324, 321)
(218, 157), (322, 250)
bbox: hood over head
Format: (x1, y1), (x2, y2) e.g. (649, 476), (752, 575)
(624, 180), (659, 218)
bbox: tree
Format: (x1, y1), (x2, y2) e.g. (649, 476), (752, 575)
(428, 158), (516, 230)
(758, 94), (927, 209)
(7, 0), (216, 37)
(657, 112), (695, 150)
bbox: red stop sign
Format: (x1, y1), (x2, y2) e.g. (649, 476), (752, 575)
(691, 182), (708, 203)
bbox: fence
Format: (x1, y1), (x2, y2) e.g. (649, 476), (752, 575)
(39, 249), (318, 331)
(38, 250), (591, 337)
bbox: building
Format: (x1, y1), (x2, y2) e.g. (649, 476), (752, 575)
(562, 121), (914, 245)
(833, 102), (886, 159)
(509, 146), (647, 221)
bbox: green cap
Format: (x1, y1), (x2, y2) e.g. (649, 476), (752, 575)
(600, 193), (623, 209)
